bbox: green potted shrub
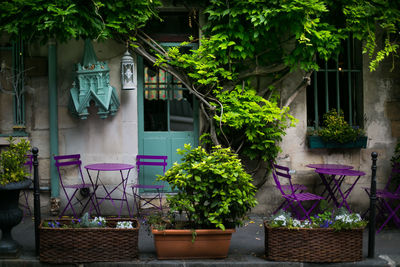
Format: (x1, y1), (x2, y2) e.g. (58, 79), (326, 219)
(150, 144), (258, 259)
(307, 109), (367, 149)
(0, 137), (31, 258)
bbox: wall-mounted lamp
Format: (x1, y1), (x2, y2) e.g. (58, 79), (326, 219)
(121, 49), (136, 90)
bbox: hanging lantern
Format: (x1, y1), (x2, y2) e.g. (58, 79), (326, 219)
(121, 49), (136, 90)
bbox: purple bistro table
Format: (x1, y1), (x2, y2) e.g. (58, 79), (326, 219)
(85, 163), (134, 217)
(307, 164), (354, 203)
(306, 164), (353, 170)
(314, 168), (365, 213)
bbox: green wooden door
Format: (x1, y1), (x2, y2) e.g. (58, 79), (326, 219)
(137, 56), (199, 192)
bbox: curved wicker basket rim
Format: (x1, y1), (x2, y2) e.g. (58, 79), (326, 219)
(264, 220), (365, 231)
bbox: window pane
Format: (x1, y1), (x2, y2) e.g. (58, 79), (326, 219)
(170, 90), (194, 131)
(307, 37), (362, 127)
(144, 98), (168, 131)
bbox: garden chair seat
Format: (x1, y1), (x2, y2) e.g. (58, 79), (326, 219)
(284, 192), (323, 201)
(272, 176), (308, 215)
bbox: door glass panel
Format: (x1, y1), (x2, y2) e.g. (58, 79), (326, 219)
(144, 98), (167, 131)
(170, 90), (194, 131)
(143, 62), (194, 132)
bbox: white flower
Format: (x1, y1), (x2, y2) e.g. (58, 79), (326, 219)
(293, 219), (301, 227)
(92, 216), (106, 226)
(116, 221), (133, 229)
(273, 215), (287, 226)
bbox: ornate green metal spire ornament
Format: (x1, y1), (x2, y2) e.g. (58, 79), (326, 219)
(69, 39), (120, 119)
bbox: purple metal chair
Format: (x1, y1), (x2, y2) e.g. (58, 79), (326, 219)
(20, 155), (33, 216)
(131, 155), (167, 217)
(271, 163), (324, 221)
(369, 163), (400, 233)
(54, 154), (97, 218)
(362, 163), (400, 217)
(271, 165), (308, 215)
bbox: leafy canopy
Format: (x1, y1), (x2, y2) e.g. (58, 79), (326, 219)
(0, 0), (161, 43)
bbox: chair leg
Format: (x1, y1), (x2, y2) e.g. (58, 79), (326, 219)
(20, 190), (32, 217)
(60, 189), (79, 218)
(132, 187), (141, 218)
(376, 202), (400, 233)
(157, 188), (163, 212)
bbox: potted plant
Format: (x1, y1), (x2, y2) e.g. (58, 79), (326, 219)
(150, 144), (258, 259)
(264, 208), (367, 262)
(307, 109), (367, 149)
(39, 212), (139, 263)
(0, 137), (31, 258)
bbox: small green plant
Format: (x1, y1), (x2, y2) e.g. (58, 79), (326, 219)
(316, 109), (363, 143)
(157, 144), (258, 230)
(0, 137), (31, 185)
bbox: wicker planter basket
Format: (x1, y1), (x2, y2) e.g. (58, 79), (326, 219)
(264, 222), (364, 262)
(39, 218), (139, 263)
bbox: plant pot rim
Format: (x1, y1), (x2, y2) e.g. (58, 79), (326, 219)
(152, 228), (235, 235)
(0, 178), (32, 190)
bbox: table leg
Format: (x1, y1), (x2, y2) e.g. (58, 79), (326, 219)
(118, 169), (132, 217)
(319, 173), (340, 207)
(337, 175), (361, 213)
(86, 169), (101, 216)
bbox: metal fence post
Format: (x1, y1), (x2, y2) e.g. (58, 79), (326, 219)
(32, 147), (41, 256)
(368, 152), (378, 258)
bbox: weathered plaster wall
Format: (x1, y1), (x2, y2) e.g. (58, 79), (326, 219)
(14, 39), (140, 215)
(253, 54), (400, 215)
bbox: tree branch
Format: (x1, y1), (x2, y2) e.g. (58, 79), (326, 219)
(238, 63), (287, 79)
(283, 71), (313, 107)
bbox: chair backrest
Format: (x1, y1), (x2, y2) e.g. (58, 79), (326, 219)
(54, 154), (85, 186)
(390, 163), (400, 194)
(136, 155), (168, 175)
(271, 162), (296, 197)
(382, 162), (400, 193)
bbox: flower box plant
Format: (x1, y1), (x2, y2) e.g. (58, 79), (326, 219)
(39, 213), (139, 263)
(151, 144), (258, 259)
(265, 209), (367, 262)
(307, 109), (367, 149)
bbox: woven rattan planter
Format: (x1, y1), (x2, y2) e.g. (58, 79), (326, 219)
(264, 222), (364, 262)
(39, 218), (139, 263)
